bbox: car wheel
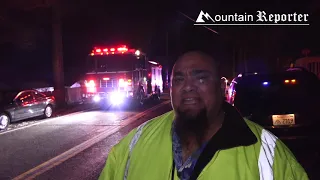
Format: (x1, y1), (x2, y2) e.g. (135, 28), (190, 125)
(0, 113), (10, 130)
(44, 105), (53, 118)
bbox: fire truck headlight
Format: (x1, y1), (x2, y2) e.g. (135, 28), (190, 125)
(93, 95), (101, 102)
(110, 92), (124, 105)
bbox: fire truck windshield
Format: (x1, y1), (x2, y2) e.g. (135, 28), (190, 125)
(87, 54), (145, 72)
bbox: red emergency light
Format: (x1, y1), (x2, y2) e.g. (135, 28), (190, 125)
(91, 45), (131, 56)
(118, 47), (128, 52)
(85, 80), (96, 93)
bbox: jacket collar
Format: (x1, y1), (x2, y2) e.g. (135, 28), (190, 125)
(213, 102), (257, 149)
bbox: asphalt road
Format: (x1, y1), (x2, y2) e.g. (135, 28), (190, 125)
(0, 98), (173, 180)
(0, 97), (318, 180)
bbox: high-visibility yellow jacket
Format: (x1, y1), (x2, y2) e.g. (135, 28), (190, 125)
(99, 104), (308, 180)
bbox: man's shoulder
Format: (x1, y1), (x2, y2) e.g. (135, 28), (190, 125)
(244, 118), (283, 146)
(138, 110), (174, 134)
(243, 119), (289, 155)
(244, 119), (308, 178)
(113, 110), (174, 151)
(243, 118), (267, 139)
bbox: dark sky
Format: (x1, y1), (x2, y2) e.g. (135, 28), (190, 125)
(0, 0), (319, 85)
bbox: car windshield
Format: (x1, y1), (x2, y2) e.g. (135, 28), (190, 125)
(87, 54), (144, 72)
(234, 72), (320, 117)
(0, 91), (19, 104)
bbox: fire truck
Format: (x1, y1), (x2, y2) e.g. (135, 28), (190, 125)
(82, 45), (163, 105)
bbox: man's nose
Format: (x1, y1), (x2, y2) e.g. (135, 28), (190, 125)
(182, 78), (197, 92)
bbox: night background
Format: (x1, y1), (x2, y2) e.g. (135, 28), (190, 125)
(0, 1), (320, 179)
(0, 0), (319, 86)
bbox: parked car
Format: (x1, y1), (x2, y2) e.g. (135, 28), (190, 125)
(0, 89), (56, 130)
(227, 70), (320, 139)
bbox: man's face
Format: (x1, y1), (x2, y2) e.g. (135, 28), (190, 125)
(170, 53), (221, 119)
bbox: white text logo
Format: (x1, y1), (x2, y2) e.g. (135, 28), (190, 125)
(195, 10), (310, 26)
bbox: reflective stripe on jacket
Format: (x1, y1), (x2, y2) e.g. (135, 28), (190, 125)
(99, 110), (309, 180)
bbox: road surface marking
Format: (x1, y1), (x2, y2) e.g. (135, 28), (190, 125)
(13, 100), (170, 180)
(0, 106), (99, 136)
(120, 100), (171, 126)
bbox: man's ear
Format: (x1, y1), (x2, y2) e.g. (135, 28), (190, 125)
(219, 78), (226, 98)
(220, 79), (226, 97)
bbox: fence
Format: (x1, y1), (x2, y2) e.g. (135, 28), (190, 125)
(65, 87), (83, 104)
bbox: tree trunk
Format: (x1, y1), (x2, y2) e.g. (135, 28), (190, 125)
(232, 46), (236, 77)
(52, 0), (65, 105)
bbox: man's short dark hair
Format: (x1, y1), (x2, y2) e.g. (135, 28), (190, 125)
(176, 50), (222, 80)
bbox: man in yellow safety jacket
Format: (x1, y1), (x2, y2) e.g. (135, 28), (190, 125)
(99, 51), (308, 180)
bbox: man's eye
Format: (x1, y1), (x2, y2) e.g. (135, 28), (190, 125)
(173, 77), (184, 82)
(197, 76), (208, 83)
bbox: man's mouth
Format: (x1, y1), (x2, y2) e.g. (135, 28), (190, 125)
(182, 98), (199, 105)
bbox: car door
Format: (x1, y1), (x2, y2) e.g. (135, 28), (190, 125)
(32, 91), (47, 116)
(13, 91), (37, 121)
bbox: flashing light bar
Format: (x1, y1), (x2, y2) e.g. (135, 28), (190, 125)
(91, 45), (129, 56)
(118, 47), (128, 51)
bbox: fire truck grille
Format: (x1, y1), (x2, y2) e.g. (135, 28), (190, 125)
(100, 80), (107, 87)
(99, 78), (118, 88)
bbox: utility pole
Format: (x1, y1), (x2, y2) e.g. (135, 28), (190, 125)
(232, 47), (236, 77)
(165, 31), (169, 89)
(52, 0), (65, 105)
(243, 47), (248, 72)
